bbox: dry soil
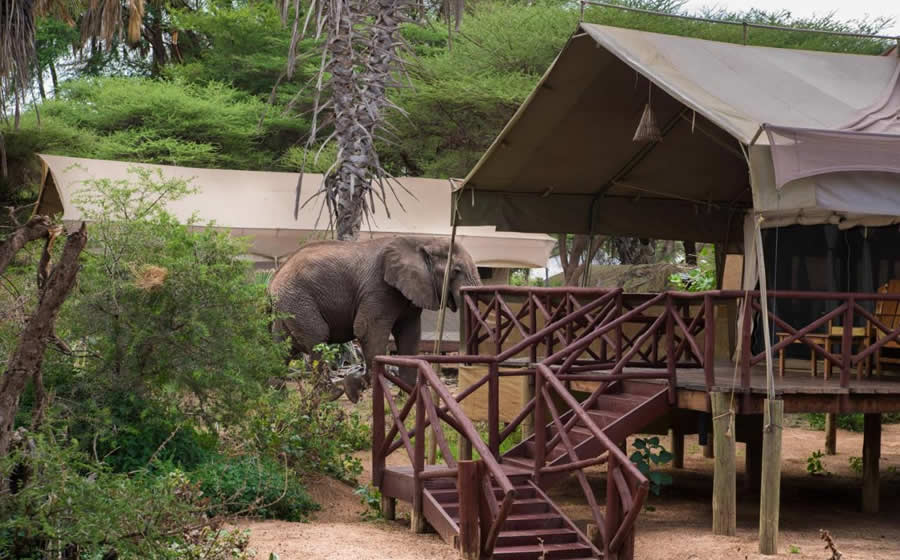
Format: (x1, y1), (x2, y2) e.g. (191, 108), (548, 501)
(241, 420), (900, 560)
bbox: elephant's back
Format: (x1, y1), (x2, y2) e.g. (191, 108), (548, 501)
(268, 238), (387, 301)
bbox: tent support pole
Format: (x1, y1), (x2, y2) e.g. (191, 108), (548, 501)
(754, 215), (782, 555)
(427, 191), (459, 464)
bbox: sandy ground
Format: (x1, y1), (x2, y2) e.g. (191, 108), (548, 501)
(240, 418), (900, 560)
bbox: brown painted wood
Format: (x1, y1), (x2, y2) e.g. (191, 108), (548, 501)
(670, 427), (684, 469)
(457, 461), (480, 560)
(863, 413), (881, 513)
(825, 413), (837, 455)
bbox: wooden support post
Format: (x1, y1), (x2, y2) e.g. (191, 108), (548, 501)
(458, 436), (473, 461)
(862, 413), (881, 514)
(824, 413), (837, 455)
(745, 434), (763, 491)
(381, 495), (396, 521)
(758, 399), (783, 555)
(412, 380), (426, 534)
(521, 373), (535, 438)
(488, 362), (500, 459)
(670, 427), (684, 469)
(711, 393), (736, 536)
(372, 363), (385, 487)
(457, 460), (480, 560)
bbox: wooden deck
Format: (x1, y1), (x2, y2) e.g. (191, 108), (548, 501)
(565, 361), (900, 414)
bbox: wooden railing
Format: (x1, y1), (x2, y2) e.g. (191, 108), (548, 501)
(372, 355), (516, 558)
(463, 286), (900, 406)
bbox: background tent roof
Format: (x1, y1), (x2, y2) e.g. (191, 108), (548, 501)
(458, 23), (900, 242)
(36, 154), (555, 268)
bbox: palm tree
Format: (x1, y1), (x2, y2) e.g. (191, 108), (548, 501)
(285, 0), (425, 241)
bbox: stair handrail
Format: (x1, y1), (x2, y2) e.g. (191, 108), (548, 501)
(535, 362), (649, 555)
(374, 355), (517, 557)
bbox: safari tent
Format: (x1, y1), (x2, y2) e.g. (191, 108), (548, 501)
(458, 23), (900, 299)
(35, 154), (555, 349)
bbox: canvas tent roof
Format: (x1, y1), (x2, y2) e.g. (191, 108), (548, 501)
(36, 154), (555, 268)
(458, 23), (900, 243)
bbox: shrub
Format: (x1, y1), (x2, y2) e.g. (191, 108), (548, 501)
(630, 436), (674, 495)
(244, 389), (369, 483)
(43, 168), (288, 469)
(0, 425), (226, 559)
(805, 413), (900, 433)
(191, 455), (319, 521)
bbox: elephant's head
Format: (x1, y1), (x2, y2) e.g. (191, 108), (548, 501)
(383, 236), (481, 312)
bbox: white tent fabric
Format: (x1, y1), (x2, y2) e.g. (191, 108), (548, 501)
(36, 154), (555, 268)
(578, 24), (900, 145)
(460, 24), (900, 239)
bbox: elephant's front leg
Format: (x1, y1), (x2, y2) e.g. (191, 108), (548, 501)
(392, 313), (422, 388)
(343, 324), (393, 404)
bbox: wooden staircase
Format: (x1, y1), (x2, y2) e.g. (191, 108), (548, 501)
(502, 380), (670, 487)
(425, 472), (600, 559)
(376, 372), (670, 559)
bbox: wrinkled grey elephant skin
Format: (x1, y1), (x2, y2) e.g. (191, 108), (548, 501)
(268, 236), (481, 403)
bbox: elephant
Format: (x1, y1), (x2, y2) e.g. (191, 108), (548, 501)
(268, 236), (481, 402)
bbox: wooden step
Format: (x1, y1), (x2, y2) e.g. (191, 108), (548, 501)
(444, 498), (548, 517)
(495, 528), (580, 547)
(621, 380), (666, 397)
(428, 483), (537, 507)
(522, 440), (569, 461)
(593, 393), (648, 413)
(502, 455), (536, 471)
(496, 512), (565, 531)
(492, 542), (595, 559)
(585, 409), (621, 427)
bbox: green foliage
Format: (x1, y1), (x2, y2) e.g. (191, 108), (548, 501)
(789, 545), (801, 554)
(848, 456), (863, 476)
(243, 389), (369, 483)
(354, 484), (384, 520)
(670, 244), (716, 291)
(806, 449), (828, 475)
(190, 455), (319, 521)
(805, 413), (900, 433)
(629, 436), (673, 495)
(510, 269), (543, 287)
(36, 167), (286, 470)
(168, 1), (314, 98)
(0, 425), (215, 559)
(583, 1), (893, 55)
(383, 1), (577, 177)
(5, 77), (306, 170)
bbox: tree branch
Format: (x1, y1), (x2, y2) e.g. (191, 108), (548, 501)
(0, 223), (87, 456)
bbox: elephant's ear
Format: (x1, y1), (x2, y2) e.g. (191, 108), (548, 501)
(383, 238), (440, 310)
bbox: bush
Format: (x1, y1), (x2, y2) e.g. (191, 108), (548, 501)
(805, 412), (900, 433)
(244, 389), (370, 484)
(0, 425), (225, 559)
(191, 455), (319, 521)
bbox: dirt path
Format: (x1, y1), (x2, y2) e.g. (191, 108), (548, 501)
(242, 421), (900, 559)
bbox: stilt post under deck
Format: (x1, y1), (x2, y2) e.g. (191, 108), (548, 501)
(521, 373), (535, 438)
(670, 427), (684, 469)
(745, 432), (763, 491)
(711, 392), (736, 536)
(862, 413), (881, 513)
(825, 413), (837, 455)
(758, 399), (784, 555)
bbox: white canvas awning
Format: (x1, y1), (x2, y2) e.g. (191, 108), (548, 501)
(459, 23), (900, 240)
(36, 154), (555, 268)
